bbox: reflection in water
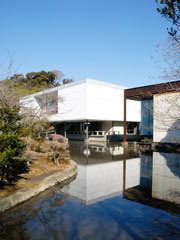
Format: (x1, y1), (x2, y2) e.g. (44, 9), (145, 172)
(152, 152), (180, 204)
(1, 142), (180, 239)
(0, 186), (69, 240)
(62, 142), (140, 205)
(140, 154), (152, 191)
(124, 151), (180, 213)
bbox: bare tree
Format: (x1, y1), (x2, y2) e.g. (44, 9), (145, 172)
(50, 70), (64, 85)
(0, 57), (56, 137)
(156, 33), (180, 82)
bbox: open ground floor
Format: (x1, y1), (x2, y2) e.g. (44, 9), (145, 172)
(52, 120), (140, 142)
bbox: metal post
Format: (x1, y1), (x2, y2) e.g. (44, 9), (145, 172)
(64, 122), (66, 138)
(54, 102), (56, 114)
(55, 122), (57, 134)
(86, 142), (88, 159)
(123, 147), (126, 193)
(112, 121), (114, 134)
(86, 121), (89, 140)
(123, 92), (127, 142)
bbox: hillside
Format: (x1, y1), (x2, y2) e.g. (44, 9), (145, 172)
(0, 71), (60, 98)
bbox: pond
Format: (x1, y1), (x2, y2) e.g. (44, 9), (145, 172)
(1, 141), (180, 240)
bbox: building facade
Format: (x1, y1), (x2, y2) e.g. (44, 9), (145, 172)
(20, 78), (141, 142)
(124, 81), (180, 144)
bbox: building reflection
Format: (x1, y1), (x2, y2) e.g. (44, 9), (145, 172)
(61, 142), (140, 205)
(124, 151), (180, 214)
(152, 152), (180, 204)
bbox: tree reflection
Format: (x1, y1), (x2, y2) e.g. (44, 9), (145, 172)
(0, 184), (69, 240)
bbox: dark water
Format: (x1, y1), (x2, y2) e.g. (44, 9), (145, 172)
(1, 142), (180, 240)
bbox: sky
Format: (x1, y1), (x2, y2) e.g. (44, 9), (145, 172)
(0, 0), (171, 87)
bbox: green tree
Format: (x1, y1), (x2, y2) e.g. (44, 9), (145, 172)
(0, 100), (28, 185)
(26, 71), (57, 87)
(156, 0), (180, 36)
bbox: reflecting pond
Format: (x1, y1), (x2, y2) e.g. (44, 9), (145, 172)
(1, 141), (180, 240)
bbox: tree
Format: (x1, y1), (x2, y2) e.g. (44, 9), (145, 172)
(155, 0), (180, 36)
(0, 99), (28, 185)
(10, 74), (24, 81)
(0, 63), (52, 185)
(63, 78), (73, 85)
(155, 0), (180, 81)
(50, 70), (65, 85)
(26, 71), (57, 87)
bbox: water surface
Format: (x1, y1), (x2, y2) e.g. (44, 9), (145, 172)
(1, 141), (180, 240)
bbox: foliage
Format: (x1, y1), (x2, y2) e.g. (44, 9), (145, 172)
(0, 70), (64, 99)
(63, 78), (73, 85)
(21, 136), (70, 165)
(155, 0), (180, 81)
(0, 69), (73, 101)
(49, 70), (64, 85)
(22, 113), (52, 139)
(0, 134), (27, 184)
(0, 100), (22, 134)
(156, 0), (180, 26)
(0, 101), (28, 186)
(155, 0), (180, 36)
(26, 71), (56, 86)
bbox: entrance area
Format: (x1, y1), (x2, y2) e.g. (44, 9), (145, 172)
(54, 121), (140, 142)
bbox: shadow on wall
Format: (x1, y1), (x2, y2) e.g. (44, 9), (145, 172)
(159, 119), (180, 144)
(159, 152), (180, 178)
(157, 120), (180, 177)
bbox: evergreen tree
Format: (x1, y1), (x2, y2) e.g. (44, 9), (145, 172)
(0, 100), (28, 185)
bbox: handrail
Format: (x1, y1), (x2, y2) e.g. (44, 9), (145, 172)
(65, 129), (137, 136)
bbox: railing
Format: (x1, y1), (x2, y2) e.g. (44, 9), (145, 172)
(107, 131), (121, 135)
(66, 129), (137, 136)
(89, 131), (106, 136)
(66, 131), (107, 137)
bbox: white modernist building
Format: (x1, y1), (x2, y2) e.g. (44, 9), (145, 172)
(20, 78), (141, 141)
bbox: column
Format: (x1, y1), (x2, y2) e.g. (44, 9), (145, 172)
(86, 121), (89, 140)
(123, 92), (127, 142)
(64, 122), (66, 138)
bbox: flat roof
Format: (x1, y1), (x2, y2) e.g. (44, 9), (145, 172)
(125, 80), (180, 100)
(20, 78), (127, 101)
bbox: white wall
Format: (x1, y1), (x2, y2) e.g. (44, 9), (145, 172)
(49, 82), (87, 122)
(20, 79), (141, 123)
(86, 82), (140, 122)
(86, 82), (124, 121)
(62, 158), (140, 204)
(127, 99), (141, 122)
(153, 92), (180, 143)
(20, 95), (41, 116)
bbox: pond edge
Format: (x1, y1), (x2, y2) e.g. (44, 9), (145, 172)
(0, 160), (78, 213)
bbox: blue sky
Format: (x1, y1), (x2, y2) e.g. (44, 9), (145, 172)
(0, 0), (170, 87)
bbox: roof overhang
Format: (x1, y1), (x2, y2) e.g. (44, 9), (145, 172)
(125, 81), (180, 100)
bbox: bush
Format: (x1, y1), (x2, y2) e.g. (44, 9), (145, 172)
(47, 141), (70, 165)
